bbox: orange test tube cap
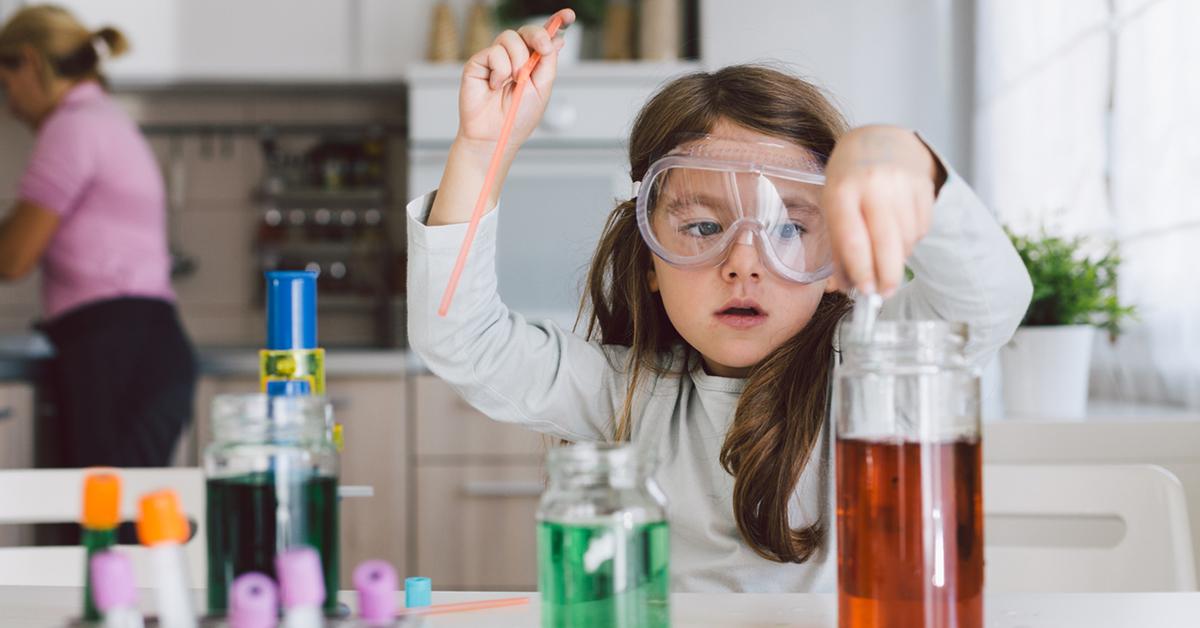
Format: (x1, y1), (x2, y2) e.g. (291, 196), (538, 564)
(137, 489), (189, 546)
(81, 470), (121, 530)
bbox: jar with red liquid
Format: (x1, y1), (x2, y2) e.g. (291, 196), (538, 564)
(834, 321), (983, 628)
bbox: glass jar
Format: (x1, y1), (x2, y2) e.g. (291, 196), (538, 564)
(537, 443), (670, 628)
(204, 393), (339, 616)
(834, 321), (983, 628)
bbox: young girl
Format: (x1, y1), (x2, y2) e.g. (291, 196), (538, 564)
(407, 10), (1031, 592)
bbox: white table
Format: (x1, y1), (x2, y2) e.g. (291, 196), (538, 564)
(2, 587), (1198, 627)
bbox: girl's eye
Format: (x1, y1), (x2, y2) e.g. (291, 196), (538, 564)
(777, 222), (807, 239)
(682, 221), (722, 237)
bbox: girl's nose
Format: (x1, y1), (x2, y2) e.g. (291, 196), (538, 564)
(721, 239), (763, 282)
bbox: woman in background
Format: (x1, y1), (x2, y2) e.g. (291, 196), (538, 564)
(0, 6), (195, 468)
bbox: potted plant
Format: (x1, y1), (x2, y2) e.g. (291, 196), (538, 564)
(1001, 228), (1136, 420)
(495, 0), (606, 63)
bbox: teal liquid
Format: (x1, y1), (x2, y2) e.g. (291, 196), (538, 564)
(537, 520), (670, 628)
(205, 472), (339, 615)
(82, 527), (116, 621)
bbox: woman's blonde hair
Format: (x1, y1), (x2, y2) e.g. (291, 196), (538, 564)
(0, 4), (128, 85)
(584, 64), (854, 564)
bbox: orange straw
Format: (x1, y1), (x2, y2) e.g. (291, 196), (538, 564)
(438, 14), (567, 317)
(395, 595), (530, 617)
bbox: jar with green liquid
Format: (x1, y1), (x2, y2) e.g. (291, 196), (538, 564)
(537, 443), (671, 628)
(203, 392), (339, 616)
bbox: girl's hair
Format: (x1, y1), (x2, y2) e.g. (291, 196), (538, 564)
(583, 64), (854, 564)
(0, 5), (129, 85)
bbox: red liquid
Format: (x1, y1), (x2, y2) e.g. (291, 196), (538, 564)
(836, 438), (983, 628)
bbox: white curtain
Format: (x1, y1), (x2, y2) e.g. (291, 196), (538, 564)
(973, 0), (1200, 409)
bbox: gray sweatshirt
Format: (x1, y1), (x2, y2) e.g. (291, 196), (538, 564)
(406, 152), (1033, 593)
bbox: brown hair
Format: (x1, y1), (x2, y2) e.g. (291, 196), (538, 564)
(583, 64), (854, 563)
(0, 5), (128, 85)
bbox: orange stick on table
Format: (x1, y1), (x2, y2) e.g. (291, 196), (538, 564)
(395, 595), (531, 617)
(437, 13), (567, 317)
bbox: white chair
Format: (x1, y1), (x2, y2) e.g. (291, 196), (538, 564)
(985, 463), (1197, 592)
(0, 467), (206, 587)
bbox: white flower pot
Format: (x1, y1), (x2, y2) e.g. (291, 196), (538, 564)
(1001, 325), (1096, 420)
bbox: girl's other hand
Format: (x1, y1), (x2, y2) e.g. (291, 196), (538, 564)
(820, 125), (944, 298)
(457, 8), (575, 151)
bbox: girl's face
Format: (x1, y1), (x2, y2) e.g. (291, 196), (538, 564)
(647, 120), (834, 378)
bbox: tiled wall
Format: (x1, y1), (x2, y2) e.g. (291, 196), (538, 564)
(0, 90), (407, 347)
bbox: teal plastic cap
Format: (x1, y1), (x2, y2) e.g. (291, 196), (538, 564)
(404, 576), (431, 608)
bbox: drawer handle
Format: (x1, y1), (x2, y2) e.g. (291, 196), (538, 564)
(0, 406), (12, 422)
(462, 480), (543, 498)
(338, 485), (374, 499)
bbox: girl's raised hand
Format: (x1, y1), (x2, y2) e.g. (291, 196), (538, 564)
(820, 125), (944, 298)
(457, 8), (575, 150)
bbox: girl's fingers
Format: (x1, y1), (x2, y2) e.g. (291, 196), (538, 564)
(517, 24), (555, 56)
(861, 181), (905, 297)
(529, 38), (561, 92)
(824, 185), (876, 295)
(495, 29), (530, 82)
(892, 177), (919, 254)
(484, 44), (511, 90)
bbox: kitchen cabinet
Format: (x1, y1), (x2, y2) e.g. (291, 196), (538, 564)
(0, 381), (35, 547)
(414, 462), (542, 590)
(411, 374), (546, 590)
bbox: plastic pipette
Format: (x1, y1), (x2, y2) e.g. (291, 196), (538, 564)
(437, 13), (567, 316)
(137, 489), (196, 628)
(230, 572), (279, 628)
(277, 547), (325, 628)
(395, 596), (530, 617)
(850, 290), (882, 342)
(90, 550), (144, 628)
(81, 470), (121, 621)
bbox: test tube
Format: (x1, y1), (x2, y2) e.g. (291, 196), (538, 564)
(230, 572), (279, 628)
(81, 471), (121, 621)
(276, 547), (325, 628)
(90, 550), (144, 628)
(137, 489), (196, 628)
(353, 560), (397, 626)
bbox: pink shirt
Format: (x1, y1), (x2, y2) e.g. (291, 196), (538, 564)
(19, 81), (174, 320)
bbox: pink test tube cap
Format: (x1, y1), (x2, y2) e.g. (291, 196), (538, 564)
(275, 547), (326, 609)
(90, 550), (137, 611)
(353, 560), (397, 622)
(230, 572), (278, 628)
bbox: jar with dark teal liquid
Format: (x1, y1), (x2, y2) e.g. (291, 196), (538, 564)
(537, 443), (671, 627)
(204, 392), (339, 615)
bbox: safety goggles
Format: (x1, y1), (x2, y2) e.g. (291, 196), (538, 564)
(635, 136), (833, 284)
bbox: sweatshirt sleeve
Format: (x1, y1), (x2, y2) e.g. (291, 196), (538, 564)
(880, 141), (1033, 366)
(406, 191), (626, 443)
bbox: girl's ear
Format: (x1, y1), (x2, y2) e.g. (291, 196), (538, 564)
(647, 269), (659, 293)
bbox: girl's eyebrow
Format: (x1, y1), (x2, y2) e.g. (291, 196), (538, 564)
(782, 197), (821, 214)
(662, 193), (726, 214)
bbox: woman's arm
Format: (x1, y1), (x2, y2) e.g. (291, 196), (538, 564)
(0, 201), (59, 280)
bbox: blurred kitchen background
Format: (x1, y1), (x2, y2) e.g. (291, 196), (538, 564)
(0, 0), (1197, 591)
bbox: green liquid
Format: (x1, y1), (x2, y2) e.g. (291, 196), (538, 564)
(537, 520), (670, 628)
(206, 472), (339, 615)
(82, 527), (116, 621)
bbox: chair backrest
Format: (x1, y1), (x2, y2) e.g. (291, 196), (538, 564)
(0, 468), (206, 588)
(985, 463), (1197, 592)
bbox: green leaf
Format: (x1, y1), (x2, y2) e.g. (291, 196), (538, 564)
(1004, 226), (1137, 337)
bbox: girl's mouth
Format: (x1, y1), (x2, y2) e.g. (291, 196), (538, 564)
(714, 302), (767, 329)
